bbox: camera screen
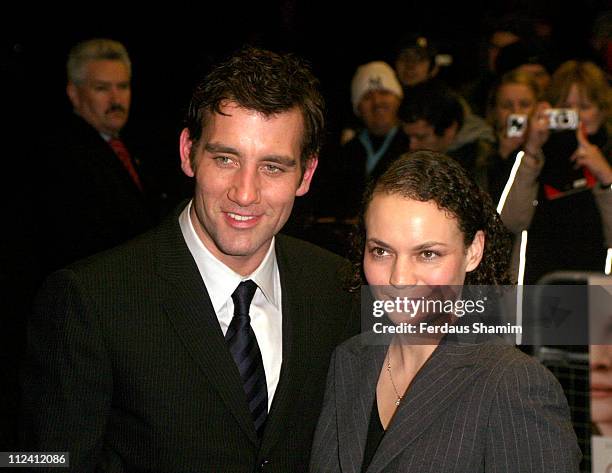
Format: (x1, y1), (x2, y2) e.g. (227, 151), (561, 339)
(506, 114), (528, 138)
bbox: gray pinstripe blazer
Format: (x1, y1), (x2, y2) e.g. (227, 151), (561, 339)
(310, 334), (581, 473)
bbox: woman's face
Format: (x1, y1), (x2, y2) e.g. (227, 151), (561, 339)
(495, 83), (537, 132)
(561, 83), (606, 135)
(591, 345), (612, 427)
(363, 193), (484, 288)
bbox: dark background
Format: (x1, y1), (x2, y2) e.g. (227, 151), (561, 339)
(3, 1), (610, 174)
(1, 0), (610, 448)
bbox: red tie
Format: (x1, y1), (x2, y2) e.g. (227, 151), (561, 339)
(108, 138), (144, 192)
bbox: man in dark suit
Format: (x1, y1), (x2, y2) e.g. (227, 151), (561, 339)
(21, 47), (359, 472)
(35, 38), (155, 275)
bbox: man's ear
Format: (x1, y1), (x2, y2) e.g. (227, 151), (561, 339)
(179, 128), (195, 178)
(295, 156), (319, 196)
(465, 230), (485, 273)
(66, 82), (79, 109)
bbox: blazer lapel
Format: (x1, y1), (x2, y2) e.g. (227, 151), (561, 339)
(366, 341), (484, 473)
(338, 342), (387, 473)
(155, 213), (259, 445)
(259, 235), (311, 452)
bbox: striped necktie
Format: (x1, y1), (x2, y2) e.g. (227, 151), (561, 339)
(226, 280), (268, 437)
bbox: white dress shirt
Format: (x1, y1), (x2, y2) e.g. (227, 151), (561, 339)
(179, 201), (282, 409)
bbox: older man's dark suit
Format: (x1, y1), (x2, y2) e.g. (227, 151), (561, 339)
(21, 208), (359, 473)
(34, 113), (154, 275)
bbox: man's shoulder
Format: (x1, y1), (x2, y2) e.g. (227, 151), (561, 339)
(43, 113), (103, 147)
(65, 211), (181, 279)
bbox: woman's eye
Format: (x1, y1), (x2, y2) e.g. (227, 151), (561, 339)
(370, 247), (389, 258)
(421, 250), (438, 260)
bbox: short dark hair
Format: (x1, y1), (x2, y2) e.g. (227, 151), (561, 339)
(184, 47), (325, 169)
(349, 151), (511, 289)
(399, 83), (464, 135)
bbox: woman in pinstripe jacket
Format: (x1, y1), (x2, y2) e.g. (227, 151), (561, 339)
(310, 151), (580, 473)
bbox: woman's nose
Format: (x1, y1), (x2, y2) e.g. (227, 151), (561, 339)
(389, 259), (417, 288)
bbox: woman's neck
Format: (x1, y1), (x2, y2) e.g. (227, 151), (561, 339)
(389, 337), (438, 377)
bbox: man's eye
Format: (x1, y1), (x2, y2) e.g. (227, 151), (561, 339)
(214, 156), (234, 166)
(263, 164), (283, 174)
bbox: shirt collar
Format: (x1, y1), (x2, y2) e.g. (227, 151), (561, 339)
(178, 200), (279, 312)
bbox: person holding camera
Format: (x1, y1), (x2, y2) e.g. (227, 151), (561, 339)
(499, 60), (612, 284)
(485, 70), (541, 201)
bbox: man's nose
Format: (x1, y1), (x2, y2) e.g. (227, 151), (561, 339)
(228, 167), (260, 207)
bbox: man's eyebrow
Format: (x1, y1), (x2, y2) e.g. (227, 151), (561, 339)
(263, 156), (297, 167)
(204, 143), (240, 155)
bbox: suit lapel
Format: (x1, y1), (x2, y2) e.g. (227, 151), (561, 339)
(338, 341), (386, 473)
(155, 212), (259, 445)
(366, 341), (484, 473)
(259, 235), (311, 452)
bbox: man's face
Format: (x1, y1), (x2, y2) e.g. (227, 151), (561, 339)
(404, 119), (454, 152)
(395, 50), (433, 87)
(180, 102), (317, 275)
(67, 59), (131, 137)
(357, 89), (401, 137)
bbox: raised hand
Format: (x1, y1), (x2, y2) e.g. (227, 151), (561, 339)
(521, 101), (551, 170)
(571, 123), (612, 184)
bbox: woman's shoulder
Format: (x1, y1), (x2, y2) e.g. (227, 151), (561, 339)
(470, 341), (563, 388)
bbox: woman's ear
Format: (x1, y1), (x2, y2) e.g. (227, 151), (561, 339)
(465, 230), (485, 273)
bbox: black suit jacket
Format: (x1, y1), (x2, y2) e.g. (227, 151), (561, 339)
(34, 113), (154, 275)
(21, 208), (359, 472)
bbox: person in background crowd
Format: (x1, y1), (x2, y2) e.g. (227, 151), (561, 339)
(399, 82), (493, 189)
(463, 15), (537, 117)
(33, 38), (158, 276)
(485, 70), (541, 200)
(500, 60), (612, 284)
(394, 34), (441, 88)
(330, 61), (409, 221)
(495, 40), (553, 96)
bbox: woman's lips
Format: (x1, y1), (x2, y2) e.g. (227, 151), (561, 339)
(591, 384), (612, 398)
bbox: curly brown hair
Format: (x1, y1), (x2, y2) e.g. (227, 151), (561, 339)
(184, 46), (325, 171)
(349, 151), (512, 290)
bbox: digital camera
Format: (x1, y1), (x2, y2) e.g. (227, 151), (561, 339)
(545, 108), (579, 130)
(506, 114), (528, 138)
